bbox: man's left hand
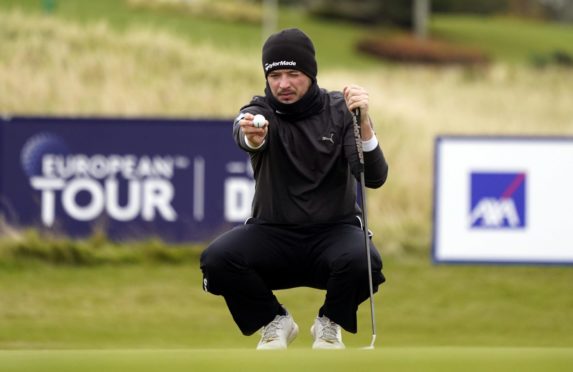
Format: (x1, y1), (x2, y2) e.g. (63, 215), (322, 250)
(343, 85), (374, 141)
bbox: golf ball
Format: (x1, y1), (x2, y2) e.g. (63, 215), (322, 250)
(253, 114), (266, 128)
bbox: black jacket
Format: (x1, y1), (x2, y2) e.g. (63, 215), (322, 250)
(234, 89), (388, 225)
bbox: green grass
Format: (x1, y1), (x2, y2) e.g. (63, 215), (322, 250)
(4, 0), (573, 68)
(431, 15), (573, 64)
(0, 0), (378, 69)
(0, 0), (262, 49)
(1, 348), (573, 372)
(1, 257), (573, 350)
(1, 5), (573, 370)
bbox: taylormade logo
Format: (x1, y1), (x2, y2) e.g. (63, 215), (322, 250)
(265, 61), (297, 71)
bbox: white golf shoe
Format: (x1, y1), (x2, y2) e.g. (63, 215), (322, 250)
(256, 313), (299, 350)
(311, 316), (345, 349)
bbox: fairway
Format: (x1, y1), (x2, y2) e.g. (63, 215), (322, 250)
(1, 347), (572, 372)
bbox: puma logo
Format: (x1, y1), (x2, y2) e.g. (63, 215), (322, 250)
(321, 133), (335, 144)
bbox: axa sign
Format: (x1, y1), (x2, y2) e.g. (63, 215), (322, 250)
(469, 172), (526, 229)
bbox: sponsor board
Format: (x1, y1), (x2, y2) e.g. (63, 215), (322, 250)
(0, 116), (254, 242)
(433, 136), (573, 264)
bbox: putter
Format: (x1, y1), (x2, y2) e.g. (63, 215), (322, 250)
(352, 108), (377, 350)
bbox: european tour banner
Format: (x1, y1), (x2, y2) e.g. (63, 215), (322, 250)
(0, 116), (254, 242)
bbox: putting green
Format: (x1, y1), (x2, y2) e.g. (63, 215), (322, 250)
(1, 347), (572, 372)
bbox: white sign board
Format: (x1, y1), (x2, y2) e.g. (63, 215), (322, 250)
(432, 136), (573, 264)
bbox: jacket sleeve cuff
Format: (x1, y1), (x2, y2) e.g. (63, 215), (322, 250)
(245, 135), (265, 150)
(362, 135), (379, 152)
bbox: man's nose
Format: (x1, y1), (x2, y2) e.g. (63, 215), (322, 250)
(278, 76), (290, 88)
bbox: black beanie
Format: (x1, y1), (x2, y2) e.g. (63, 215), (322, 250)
(262, 28), (317, 81)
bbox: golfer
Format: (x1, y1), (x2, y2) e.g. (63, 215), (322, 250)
(200, 28), (388, 350)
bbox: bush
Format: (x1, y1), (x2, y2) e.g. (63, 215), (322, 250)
(531, 49), (573, 68)
(356, 35), (489, 65)
(432, 0), (510, 15)
(0, 230), (204, 267)
(309, 0), (413, 27)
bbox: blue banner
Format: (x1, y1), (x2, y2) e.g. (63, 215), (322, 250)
(0, 116), (254, 242)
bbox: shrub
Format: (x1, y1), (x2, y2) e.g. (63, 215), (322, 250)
(309, 0), (413, 27)
(432, 0), (510, 15)
(356, 35), (489, 65)
(530, 49), (573, 68)
(0, 230), (203, 267)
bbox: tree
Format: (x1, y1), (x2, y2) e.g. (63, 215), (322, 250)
(413, 0), (430, 39)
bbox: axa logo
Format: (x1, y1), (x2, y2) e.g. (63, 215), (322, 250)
(469, 172), (526, 229)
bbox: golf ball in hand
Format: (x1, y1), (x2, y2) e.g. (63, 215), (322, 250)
(253, 114), (266, 128)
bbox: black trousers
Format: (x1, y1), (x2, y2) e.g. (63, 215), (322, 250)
(200, 218), (385, 336)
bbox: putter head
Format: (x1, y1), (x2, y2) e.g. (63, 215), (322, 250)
(361, 334), (376, 350)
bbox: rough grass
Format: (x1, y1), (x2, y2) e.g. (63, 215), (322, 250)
(2, 10), (573, 254)
(0, 0), (376, 69)
(0, 10), (261, 117)
(126, 0), (264, 24)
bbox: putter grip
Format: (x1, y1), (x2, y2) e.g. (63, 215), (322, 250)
(353, 108), (361, 133)
(352, 108), (364, 165)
